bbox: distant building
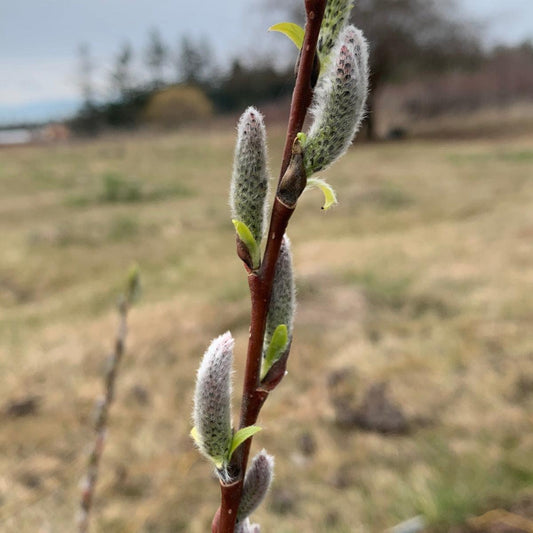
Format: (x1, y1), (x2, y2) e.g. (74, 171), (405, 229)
(0, 122), (71, 146)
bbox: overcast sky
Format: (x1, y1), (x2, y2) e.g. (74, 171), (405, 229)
(0, 0), (532, 122)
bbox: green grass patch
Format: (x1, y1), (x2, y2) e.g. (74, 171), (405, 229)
(66, 172), (193, 207)
(498, 149), (533, 162)
(100, 172), (143, 203)
(448, 149), (533, 165)
(108, 215), (140, 242)
(447, 152), (493, 165)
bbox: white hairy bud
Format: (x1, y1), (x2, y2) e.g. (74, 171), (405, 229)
(237, 449), (274, 521)
(264, 236), (295, 349)
(230, 107), (270, 244)
(303, 25), (369, 176)
(192, 332), (234, 468)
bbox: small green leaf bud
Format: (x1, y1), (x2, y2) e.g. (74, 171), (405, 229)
(125, 262), (141, 303)
(237, 449), (274, 521)
(261, 324), (288, 380)
(233, 219), (261, 270)
(230, 107), (270, 245)
(264, 237), (295, 355)
(303, 25), (369, 176)
(192, 332), (234, 469)
(229, 425), (263, 461)
(318, 0), (354, 63)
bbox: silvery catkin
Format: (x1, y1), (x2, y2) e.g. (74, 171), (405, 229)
(230, 107), (270, 244)
(264, 236), (295, 350)
(193, 332), (234, 468)
(303, 25), (369, 176)
(237, 450), (275, 521)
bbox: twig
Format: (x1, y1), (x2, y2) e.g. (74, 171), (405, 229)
(78, 267), (139, 532)
(214, 2), (327, 531)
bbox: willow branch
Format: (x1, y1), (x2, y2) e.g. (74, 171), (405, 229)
(215, 2), (326, 532)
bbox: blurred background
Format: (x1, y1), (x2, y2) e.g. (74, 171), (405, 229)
(0, 1), (532, 532)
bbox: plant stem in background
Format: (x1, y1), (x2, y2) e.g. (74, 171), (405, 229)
(77, 266), (140, 533)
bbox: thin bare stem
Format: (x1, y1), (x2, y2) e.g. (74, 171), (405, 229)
(78, 297), (131, 533)
(215, 2), (326, 531)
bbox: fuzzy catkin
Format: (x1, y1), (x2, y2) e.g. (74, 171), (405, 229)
(237, 450), (274, 521)
(264, 236), (295, 350)
(303, 25), (369, 176)
(230, 107), (270, 244)
(317, 0), (354, 61)
(193, 332), (234, 467)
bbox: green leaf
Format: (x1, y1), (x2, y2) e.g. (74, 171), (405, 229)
(228, 426), (262, 460)
(261, 324), (289, 380)
(305, 178), (338, 210)
(268, 22), (305, 50)
(296, 131), (307, 145)
(232, 219), (261, 269)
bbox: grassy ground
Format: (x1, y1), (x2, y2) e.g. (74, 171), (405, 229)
(0, 127), (532, 532)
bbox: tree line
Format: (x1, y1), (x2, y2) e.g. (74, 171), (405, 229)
(72, 29), (294, 134)
(73, 0), (533, 139)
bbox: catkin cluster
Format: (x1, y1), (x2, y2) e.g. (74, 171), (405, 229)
(192, 104), (282, 527)
(192, 1), (369, 529)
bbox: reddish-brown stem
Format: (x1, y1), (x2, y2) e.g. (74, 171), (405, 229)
(215, 2), (326, 532)
(279, 0), (326, 181)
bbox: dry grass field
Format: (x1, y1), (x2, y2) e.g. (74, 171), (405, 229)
(0, 125), (532, 532)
